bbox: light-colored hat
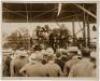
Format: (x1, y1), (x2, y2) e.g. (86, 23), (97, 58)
(90, 51), (96, 59)
(41, 50), (46, 55)
(29, 53), (43, 63)
(29, 54), (37, 63)
(67, 46), (82, 56)
(15, 50), (28, 57)
(72, 55), (82, 59)
(67, 46), (79, 53)
(57, 48), (67, 53)
(3, 48), (13, 55)
(45, 48), (54, 56)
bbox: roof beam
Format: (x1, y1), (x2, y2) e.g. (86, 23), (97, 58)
(73, 4), (96, 19)
(3, 7), (26, 18)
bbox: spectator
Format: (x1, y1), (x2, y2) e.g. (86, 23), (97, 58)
(44, 48), (63, 77)
(20, 53), (46, 77)
(68, 48), (94, 77)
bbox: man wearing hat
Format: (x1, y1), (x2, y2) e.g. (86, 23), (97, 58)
(68, 48), (94, 77)
(55, 48), (69, 71)
(19, 53), (47, 77)
(10, 50), (29, 77)
(41, 49), (48, 64)
(44, 48), (63, 77)
(63, 46), (81, 76)
(3, 48), (13, 76)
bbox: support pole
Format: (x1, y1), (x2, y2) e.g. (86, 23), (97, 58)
(72, 16), (75, 44)
(26, 3), (30, 51)
(83, 21), (86, 47)
(86, 15), (90, 47)
(83, 5), (86, 47)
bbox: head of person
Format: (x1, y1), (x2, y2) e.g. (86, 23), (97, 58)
(56, 48), (68, 60)
(33, 44), (42, 51)
(40, 44), (46, 50)
(14, 50), (28, 59)
(91, 45), (96, 52)
(29, 53), (43, 64)
(56, 52), (61, 59)
(90, 51), (96, 68)
(19, 47), (25, 51)
(46, 55), (55, 62)
(41, 50), (48, 64)
(45, 47), (55, 62)
(44, 25), (49, 31)
(81, 48), (90, 58)
(60, 55), (68, 63)
(67, 46), (79, 59)
(56, 48), (64, 58)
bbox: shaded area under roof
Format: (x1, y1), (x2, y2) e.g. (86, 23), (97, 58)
(2, 3), (97, 23)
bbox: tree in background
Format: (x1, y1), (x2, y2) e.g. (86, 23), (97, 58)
(49, 24), (71, 52)
(3, 28), (30, 50)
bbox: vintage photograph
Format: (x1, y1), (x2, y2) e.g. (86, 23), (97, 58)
(2, 2), (97, 77)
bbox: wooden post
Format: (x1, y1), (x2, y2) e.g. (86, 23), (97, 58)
(72, 16), (75, 44)
(86, 15), (90, 47)
(83, 21), (86, 47)
(26, 3), (30, 51)
(82, 4), (86, 47)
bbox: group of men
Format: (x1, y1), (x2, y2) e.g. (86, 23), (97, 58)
(3, 45), (96, 77)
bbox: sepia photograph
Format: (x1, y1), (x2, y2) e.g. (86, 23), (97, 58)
(1, 2), (97, 78)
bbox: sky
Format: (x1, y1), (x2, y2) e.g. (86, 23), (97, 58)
(1, 22), (97, 42)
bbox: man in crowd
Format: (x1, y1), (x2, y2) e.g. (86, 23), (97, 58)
(68, 48), (94, 77)
(3, 54), (11, 76)
(3, 49), (13, 76)
(10, 50), (28, 77)
(44, 47), (63, 77)
(19, 52), (46, 77)
(55, 48), (68, 71)
(63, 46), (81, 76)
